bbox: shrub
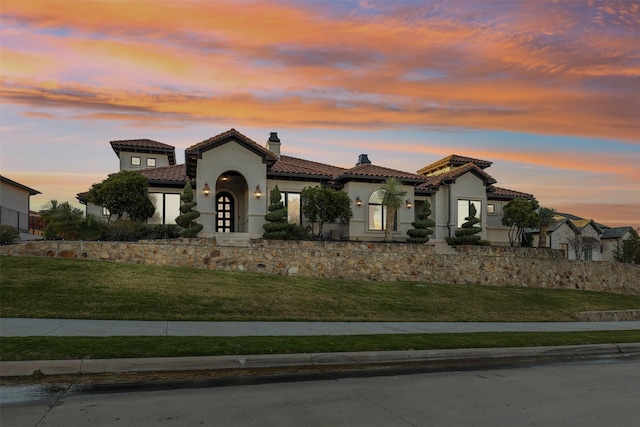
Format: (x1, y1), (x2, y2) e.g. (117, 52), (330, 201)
(104, 220), (144, 241)
(139, 224), (182, 240)
(175, 183), (203, 238)
(263, 186), (289, 240)
(451, 204), (482, 245)
(0, 225), (19, 245)
(407, 200), (435, 243)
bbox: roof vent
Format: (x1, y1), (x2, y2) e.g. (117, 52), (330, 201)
(266, 132), (281, 158)
(356, 154), (371, 165)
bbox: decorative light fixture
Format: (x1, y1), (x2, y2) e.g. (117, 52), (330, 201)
(202, 182), (211, 196)
(406, 199), (412, 209)
(355, 197), (362, 207)
(221, 173), (228, 181)
(255, 185), (262, 198)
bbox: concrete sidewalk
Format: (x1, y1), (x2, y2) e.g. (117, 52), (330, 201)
(2, 318), (639, 337)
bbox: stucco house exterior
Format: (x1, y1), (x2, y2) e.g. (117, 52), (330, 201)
(0, 175), (41, 234)
(79, 128), (534, 244)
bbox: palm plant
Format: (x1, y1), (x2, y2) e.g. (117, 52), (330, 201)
(537, 207), (557, 248)
(39, 200), (84, 240)
(380, 177), (407, 242)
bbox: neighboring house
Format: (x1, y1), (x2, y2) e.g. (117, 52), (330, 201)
(600, 226), (634, 261)
(530, 213), (632, 261)
(78, 128), (533, 243)
(0, 175), (41, 234)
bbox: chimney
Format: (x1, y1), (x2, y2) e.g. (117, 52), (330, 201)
(266, 132), (281, 158)
(356, 154), (371, 166)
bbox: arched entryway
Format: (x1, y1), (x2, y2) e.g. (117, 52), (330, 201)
(215, 191), (234, 233)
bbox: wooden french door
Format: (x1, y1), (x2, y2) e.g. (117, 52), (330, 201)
(216, 192), (234, 233)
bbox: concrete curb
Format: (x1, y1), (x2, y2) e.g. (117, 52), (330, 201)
(2, 343), (639, 378)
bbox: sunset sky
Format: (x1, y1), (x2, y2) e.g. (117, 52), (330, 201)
(1, 0), (638, 228)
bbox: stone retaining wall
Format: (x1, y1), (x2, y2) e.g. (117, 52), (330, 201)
(1, 239), (638, 295)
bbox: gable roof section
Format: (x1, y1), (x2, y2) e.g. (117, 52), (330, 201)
(570, 218), (603, 235)
(185, 129), (278, 178)
(487, 186), (534, 200)
(110, 139), (176, 165)
(415, 163), (497, 194)
(601, 226), (632, 239)
(0, 175), (41, 195)
(417, 154), (492, 176)
(268, 155), (347, 180)
(335, 163), (426, 184)
(138, 164), (189, 187)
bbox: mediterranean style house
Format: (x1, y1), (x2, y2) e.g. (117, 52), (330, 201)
(79, 128), (536, 244)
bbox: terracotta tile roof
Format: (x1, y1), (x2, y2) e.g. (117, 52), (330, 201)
(417, 154), (492, 175)
(335, 164), (426, 183)
(185, 129), (278, 178)
(110, 139), (175, 150)
(487, 186), (534, 200)
(110, 139), (176, 165)
(416, 163), (497, 192)
(138, 164), (189, 186)
(269, 155), (347, 178)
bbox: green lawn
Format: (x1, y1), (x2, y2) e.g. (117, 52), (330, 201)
(2, 331), (639, 361)
(2, 256), (640, 321)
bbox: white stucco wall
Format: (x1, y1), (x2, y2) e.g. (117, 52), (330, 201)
(0, 180), (30, 230)
(195, 141), (267, 237)
(119, 152), (171, 171)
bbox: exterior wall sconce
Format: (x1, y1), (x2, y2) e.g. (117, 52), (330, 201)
(355, 197), (362, 207)
(255, 185), (262, 198)
(406, 199), (412, 209)
(202, 182), (211, 196)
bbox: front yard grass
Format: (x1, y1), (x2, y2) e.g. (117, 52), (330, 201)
(2, 256), (640, 322)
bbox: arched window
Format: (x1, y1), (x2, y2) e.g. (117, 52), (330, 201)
(368, 189), (397, 231)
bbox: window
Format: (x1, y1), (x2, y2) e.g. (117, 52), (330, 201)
(282, 192), (301, 224)
(584, 245), (593, 261)
(487, 204), (496, 215)
(457, 200), (482, 227)
(148, 193), (181, 225)
(131, 156), (141, 166)
(146, 158), (156, 167)
(101, 207), (110, 216)
(559, 243), (568, 258)
(368, 189), (396, 231)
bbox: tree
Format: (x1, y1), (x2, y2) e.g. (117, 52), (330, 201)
(451, 203), (483, 245)
(568, 234), (599, 261)
(407, 200), (435, 243)
(39, 200), (84, 240)
(613, 227), (640, 264)
(537, 207), (557, 248)
(501, 198), (540, 246)
(263, 185), (289, 240)
(87, 171), (154, 222)
(379, 177), (407, 242)
(175, 183), (203, 238)
(300, 186), (352, 239)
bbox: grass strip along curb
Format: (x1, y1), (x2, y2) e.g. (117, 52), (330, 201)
(2, 330), (639, 362)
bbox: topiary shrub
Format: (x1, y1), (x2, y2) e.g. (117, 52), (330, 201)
(452, 203), (482, 245)
(263, 185), (289, 239)
(0, 225), (20, 245)
(407, 200), (435, 243)
(175, 183), (203, 238)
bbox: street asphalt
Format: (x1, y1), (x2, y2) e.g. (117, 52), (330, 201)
(1, 318), (639, 378)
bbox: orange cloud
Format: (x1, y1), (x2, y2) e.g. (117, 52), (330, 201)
(2, 1), (638, 142)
